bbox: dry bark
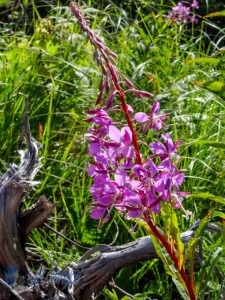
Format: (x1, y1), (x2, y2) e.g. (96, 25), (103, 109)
(0, 98), (53, 298)
(14, 223), (206, 300)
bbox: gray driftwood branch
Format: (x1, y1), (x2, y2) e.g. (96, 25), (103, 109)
(17, 221), (217, 300)
(0, 98), (53, 299)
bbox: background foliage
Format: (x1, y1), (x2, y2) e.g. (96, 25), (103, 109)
(0, 0), (225, 299)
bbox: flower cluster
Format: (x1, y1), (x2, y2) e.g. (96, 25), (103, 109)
(168, 1), (199, 24)
(86, 103), (190, 223)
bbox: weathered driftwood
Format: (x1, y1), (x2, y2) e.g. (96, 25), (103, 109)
(0, 223), (221, 300)
(3, 221), (206, 300)
(15, 221), (218, 300)
(0, 98), (53, 299)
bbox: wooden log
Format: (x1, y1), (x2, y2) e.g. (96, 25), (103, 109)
(16, 222), (208, 300)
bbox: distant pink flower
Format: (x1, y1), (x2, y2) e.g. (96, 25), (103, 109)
(167, 1), (199, 24)
(191, 0), (199, 9)
(189, 16), (199, 23)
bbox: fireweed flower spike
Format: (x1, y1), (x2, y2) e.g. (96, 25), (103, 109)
(70, 2), (195, 299)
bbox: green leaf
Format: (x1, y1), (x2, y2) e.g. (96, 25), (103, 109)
(103, 288), (118, 300)
(204, 11), (225, 18)
(222, 224), (225, 244)
(161, 205), (184, 269)
(189, 192), (225, 205)
(199, 80), (225, 92)
(150, 234), (177, 278)
(0, 0), (10, 4)
(193, 80), (225, 100)
(184, 214), (210, 262)
(150, 232), (190, 297)
(189, 140), (225, 149)
(212, 211), (225, 220)
(172, 278), (189, 300)
(211, 47), (225, 58)
(211, 211), (225, 243)
(186, 57), (220, 65)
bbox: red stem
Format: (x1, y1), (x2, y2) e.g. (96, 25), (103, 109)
(117, 89), (142, 164)
(70, 2), (142, 165)
(106, 62), (142, 164)
(145, 214), (196, 300)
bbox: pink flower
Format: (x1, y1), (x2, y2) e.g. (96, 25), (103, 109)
(150, 133), (182, 161)
(108, 125), (134, 159)
(134, 101), (169, 133)
(167, 1), (199, 24)
(191, 0), (199, 9)
(85, 108), (112, 137)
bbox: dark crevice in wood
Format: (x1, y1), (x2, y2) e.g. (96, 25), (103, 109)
(19, 196), (54, 241)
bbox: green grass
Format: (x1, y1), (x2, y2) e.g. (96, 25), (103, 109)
(0, 1), (224, 299)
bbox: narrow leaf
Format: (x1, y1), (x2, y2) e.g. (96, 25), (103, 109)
(172, 278), (189, 300)
(186, 57), (220, 65)
(189, 192), (225, 205)
(192, 80), (225, 100)
(204, 11), (225, 18)
(189, 139), (225, 149)
(184, 212), (214, 262)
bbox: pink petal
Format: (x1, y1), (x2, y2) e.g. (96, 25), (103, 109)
(90, 207), (106, 219)
(123, 146), (134, 158)
(178, 192), (190, 197)
(171, 140), (182, 152)
(151, 203), (161, 214)
(108, 125), (121, 143)
(162, 133), (174, 149)
(159, 114), (170, 121)
(173, 173), (184, 185)
(130, 180), (141, 189)
(125, 195), (142, 206)
(155, 179), (164, 193)
(151, 101), (160, 114)
(150, 142), (167, 155)
(114, 169), (127, 186)
(134, 112), (149, 123)
(121, 127), (132, 145)
(148, 160), (158, 174)
(126, 210), (142, 219)
(89, 142), (101, 155)
(87, 164), (98, 177)
(127, 104), (134, 114)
